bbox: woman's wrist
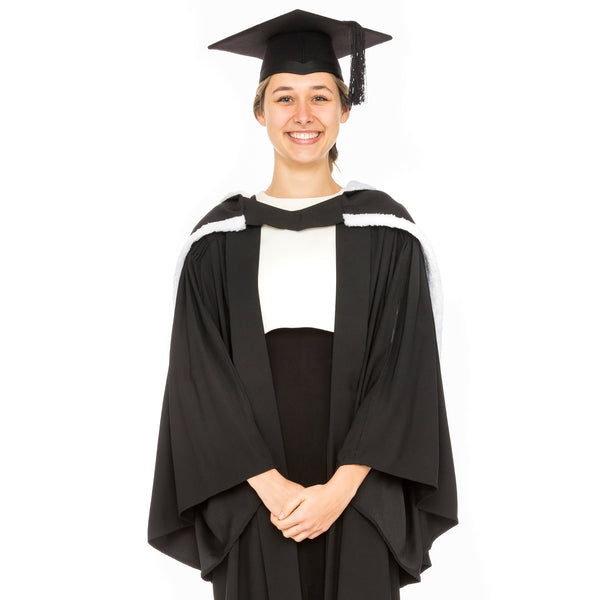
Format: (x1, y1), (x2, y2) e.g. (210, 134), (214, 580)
(327, 464), (371, 498)
(247, 468), (283, 491)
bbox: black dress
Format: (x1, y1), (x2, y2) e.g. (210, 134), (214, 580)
(267, 327), (333, 600)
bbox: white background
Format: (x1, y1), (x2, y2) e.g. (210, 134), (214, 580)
(1, 1), (599, 598)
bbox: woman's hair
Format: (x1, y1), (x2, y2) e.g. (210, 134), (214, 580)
(253, 74), (351, 173)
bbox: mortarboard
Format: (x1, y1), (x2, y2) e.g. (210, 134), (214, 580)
(207, 9), (392, 106)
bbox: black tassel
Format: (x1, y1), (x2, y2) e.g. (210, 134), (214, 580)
(347, 20), (366, 105)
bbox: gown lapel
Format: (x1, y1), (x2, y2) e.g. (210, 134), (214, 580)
(226, 225), (288, 473)
(325, 222), (372, 599)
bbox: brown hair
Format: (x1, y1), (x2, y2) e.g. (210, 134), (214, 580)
(253, 74), (351, 173)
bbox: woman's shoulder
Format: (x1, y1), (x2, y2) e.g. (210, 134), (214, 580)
(171, 191), (247, 296)
(178, 191), (246, 258)
(342, 184), (436, 255)
(190, 191), (247, 236)
(341, 183), (415, 224)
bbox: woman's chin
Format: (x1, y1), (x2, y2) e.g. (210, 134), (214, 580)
(275, 148), (332, 168)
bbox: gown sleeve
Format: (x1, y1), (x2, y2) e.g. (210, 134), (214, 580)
(335, 227), (459, 587)
(147, 233), (277, 576)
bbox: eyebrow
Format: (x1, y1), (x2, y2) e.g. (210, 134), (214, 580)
(271, 85), (334, 95)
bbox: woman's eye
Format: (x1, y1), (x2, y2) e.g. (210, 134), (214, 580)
(276, 96), (293, 103)
(314, 96), (329, 102)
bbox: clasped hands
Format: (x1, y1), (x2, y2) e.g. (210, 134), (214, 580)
(247, 465), (370, 543)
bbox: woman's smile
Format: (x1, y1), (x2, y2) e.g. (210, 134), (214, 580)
(286, 130), (323, 144)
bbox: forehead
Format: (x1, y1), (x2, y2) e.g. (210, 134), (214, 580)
(267, 72), (337, 91)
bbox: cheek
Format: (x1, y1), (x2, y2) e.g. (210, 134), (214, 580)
(264, 109), (285, 129)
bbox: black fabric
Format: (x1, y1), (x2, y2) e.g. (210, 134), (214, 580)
(260, 31), (343, 82)
(265, 327), (333, 600)
(243, 191), (344, 230)
(147, 189), (458, 599)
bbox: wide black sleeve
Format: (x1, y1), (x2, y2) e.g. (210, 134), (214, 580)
(336, 228), (459, 587)
(147, 234), (277, 574)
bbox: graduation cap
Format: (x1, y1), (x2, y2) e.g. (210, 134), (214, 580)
(208, 9), (392, 105)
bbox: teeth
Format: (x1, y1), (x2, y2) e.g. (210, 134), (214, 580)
(289, 131), (320, 139)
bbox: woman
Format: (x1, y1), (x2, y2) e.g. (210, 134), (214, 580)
(147, 9), (458, 600)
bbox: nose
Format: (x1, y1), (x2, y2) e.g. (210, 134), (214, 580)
(293, 99), (313, 125)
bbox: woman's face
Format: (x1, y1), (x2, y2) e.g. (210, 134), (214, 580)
(256, 71), (350, 168)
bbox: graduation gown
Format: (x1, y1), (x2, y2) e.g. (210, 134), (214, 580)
(147, 182), (459, 598)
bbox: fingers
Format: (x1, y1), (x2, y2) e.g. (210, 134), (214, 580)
(269, 511), (328, 542)
(269, 508), (299, 530)
(281, 523), (305, 540)
(277, 494), (304, 520)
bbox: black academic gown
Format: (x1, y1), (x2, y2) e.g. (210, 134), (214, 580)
(147, 186), (459, 599)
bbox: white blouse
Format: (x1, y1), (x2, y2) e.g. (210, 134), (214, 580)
(256, 189), (339, 334)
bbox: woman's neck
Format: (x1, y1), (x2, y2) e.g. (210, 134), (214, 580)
(264, 154), (343, 198)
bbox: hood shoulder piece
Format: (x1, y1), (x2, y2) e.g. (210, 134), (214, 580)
(172, 191), (246, 302)
(171, 182), (443, 349)
(341, 187), (414, 222)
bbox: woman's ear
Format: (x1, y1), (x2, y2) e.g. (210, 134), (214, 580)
(255, 109), (266, 127)
(340, 105), (351, 124)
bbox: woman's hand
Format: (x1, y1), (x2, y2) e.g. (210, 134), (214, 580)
(269, 479), (355, 542)
(247, 468), (306, 519)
